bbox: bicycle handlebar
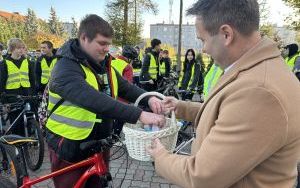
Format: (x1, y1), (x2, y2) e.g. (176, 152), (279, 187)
(80, 137), (113, 151)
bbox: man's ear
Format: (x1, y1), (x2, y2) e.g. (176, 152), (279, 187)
(79, 33), (87, 42)
(219, 25), (234, 46)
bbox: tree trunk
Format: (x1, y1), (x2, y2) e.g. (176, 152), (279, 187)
(134, 0), (137, 34)
(177, 0), (183, 72)
(123, 0), (129, 46)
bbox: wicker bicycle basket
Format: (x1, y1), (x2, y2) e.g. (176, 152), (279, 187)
(123, 92), (180, 161)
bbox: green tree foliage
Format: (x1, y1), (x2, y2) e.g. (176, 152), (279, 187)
(25, 8), (38, 35)
(282, 0), (300, 30)
(105, 0), (158, 46)
(48, 7), (65, 36)
(0, 8), (66, 50)
(0, 15), (26, 47)
(71, 17), (78, 38)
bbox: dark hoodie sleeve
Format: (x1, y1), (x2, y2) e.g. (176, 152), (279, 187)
(0, 60), (7, 93)
(189, 61), (201, 90)
(28, 59), (36, 94)
(49, 58), (143, 123)
(35, 57), (42, 91)
(140, 54), (152, 81)
(165, 58), (171, 77)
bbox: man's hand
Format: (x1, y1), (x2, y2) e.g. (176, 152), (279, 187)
(148, 96), (163, 114)
(139, 111), (166, 128)
(147, 138), (166, 159)
(162, 96), (179, 114)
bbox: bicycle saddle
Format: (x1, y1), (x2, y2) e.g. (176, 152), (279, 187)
(0, 134), (37, 147)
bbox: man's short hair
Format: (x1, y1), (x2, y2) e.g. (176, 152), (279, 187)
(187, 0), (259, 36)
(151, 39), (161, 49)
(163, 50), (169, 54)
(41, 41), (53, 49)
(78, 14), (114, 41)
(7, 38), (25, 53)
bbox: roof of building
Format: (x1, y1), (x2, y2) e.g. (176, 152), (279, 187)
(0, 10), (26, 21)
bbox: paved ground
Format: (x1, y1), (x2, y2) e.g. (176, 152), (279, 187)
(27, 142), (183, 188)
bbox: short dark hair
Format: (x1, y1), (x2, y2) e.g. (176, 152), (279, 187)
(78, 14), (114, 40)
(151, 39), (161, 48)
(187, 0), (259, 36)
(41, 41), (53, 49)
(163, 49), (169, 54)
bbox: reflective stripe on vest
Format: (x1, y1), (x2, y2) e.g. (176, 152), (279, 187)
(203, 64), (223, 98)
(41, 58), (57, 84)
(46, 64), (118, 140)
(111, 59), (128, 76)
(178, 63), (195, 88)
(285, 54), (299, 71)
(5, 59), (31, 89)
(148, 53), (158, 80)
(160, 62), (166, 75)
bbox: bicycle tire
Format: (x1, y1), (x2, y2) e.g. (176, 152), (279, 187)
(24, 119), (44, 171)
(0, 144), (23, 186)
(0, 174), (17, 188)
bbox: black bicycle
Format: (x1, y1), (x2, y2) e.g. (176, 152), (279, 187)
(0, 94), (44, 171)
(156, 71), (180, 98)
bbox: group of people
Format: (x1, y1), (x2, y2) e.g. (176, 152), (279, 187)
(0, 39), (57, 96)
(1, 0), (300, 188)
(138, 38), (205, 101)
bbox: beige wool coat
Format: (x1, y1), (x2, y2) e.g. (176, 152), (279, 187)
(155, 38), (300, 188)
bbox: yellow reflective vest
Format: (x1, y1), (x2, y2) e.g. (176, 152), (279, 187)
(203, 64), (223, 98)
(148, 53), (158, 80)
(5, 59), (31, 89)
(46, 63), (118, 140)
(111, 58), (128, 76)
(41, 57), (57, 84)
(178, 63), (195, 88)
(160, 61), (166, 75)
(285, 53), (299, 71)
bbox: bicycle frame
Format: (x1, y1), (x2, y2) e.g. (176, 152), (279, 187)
(20, 152), (108, 188)
(4, 102), (35, 136)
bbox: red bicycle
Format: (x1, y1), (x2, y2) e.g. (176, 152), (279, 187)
(0, 134), (116, 188)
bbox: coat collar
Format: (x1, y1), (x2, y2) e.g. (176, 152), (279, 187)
(195, 37), (282, 124)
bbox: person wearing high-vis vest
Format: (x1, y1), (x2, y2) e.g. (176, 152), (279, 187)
(131, 46), (143, 86)
(294, 54), (300, 81)
(35, 41), (57, 93)
(178, 49), (202, 100)
(45, 15), (165, 188)
(0, 38), (35, 135)
(111, 45), (138, 135)
(159, 49), (171, 78)
(284, 43), (299, 71)
(140, 38), (161, 91)
(203, 63), (223, 99)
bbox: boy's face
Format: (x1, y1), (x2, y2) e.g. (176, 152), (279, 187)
(11, 44), (24, 59)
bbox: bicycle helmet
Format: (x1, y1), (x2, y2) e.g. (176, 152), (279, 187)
(122, 45), (138, 60)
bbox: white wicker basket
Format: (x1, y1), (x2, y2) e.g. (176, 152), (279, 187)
(123, 92), (180, 161)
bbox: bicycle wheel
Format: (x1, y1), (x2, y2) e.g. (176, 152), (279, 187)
(0, 144), (23, 186)
(24, 119), (44, 171)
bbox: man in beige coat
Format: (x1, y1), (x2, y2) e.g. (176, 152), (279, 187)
(147, 0), (300, 187)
